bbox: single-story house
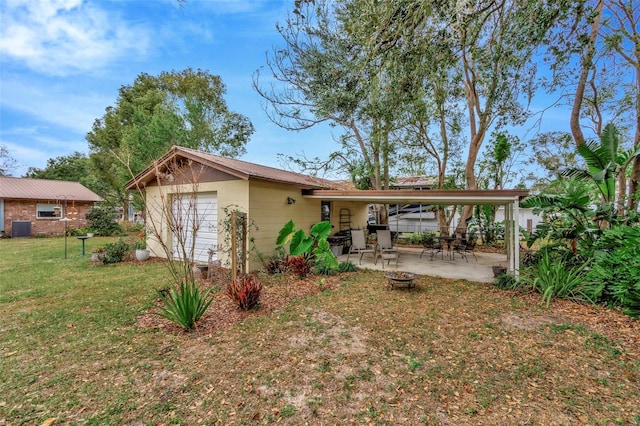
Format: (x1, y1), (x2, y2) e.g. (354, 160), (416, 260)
(127, 146), (529, 275)
(125, 146), (369, 271)
(0, 176), (102, 237)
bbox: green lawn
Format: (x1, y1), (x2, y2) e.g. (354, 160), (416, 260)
(1, 237), (639, 425)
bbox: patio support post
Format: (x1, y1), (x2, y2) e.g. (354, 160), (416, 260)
(513, 198), (520, 280)
(504, 202), (512, 272)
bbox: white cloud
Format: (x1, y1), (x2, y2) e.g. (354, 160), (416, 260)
(0, 0), (151, 76)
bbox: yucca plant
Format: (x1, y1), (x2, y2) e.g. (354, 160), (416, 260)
(159, 280), (214, 330)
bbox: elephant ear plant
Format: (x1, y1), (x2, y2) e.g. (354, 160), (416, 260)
(276, 220), (338, 272)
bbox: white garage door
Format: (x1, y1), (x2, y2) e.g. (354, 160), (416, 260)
(172, 192), (218, 263)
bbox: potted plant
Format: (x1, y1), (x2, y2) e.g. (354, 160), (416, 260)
(492, 265), (507, 277)
(135, 231), (150, 261)
(91, 246), (105, 263)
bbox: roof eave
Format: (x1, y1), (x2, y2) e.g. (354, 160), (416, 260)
(302, 189), (529, 206)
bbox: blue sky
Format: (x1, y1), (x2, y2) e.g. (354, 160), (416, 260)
(0, 0), (336, 177)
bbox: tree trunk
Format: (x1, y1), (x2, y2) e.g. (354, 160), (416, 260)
(628, 65), (640, 211)
(457, 128), (486, 235)
(570, 0), (604, 146)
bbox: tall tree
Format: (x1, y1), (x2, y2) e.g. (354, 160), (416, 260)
(356, 0), (570, 233)
(0, 145), (17, 176)
(254, 1), (413, 193)
(545, 0), (639, 209)
(524, 131), (580, 190)
(24, 152), (104, 195)
(601, 0), (640, 210)
(87, 68), (254, 211)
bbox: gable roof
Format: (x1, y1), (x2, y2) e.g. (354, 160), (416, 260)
(0, 176), (102, 201)
(126, 145), (336, 190)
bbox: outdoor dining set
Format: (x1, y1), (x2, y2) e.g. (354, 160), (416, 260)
(346, 228), (478, 269)
(419, 234), (477, 262)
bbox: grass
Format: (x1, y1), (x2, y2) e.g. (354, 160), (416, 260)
(1, 237), (639, 425)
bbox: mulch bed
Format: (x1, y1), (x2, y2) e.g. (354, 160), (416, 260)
(135, 265), (639, 358)
(136, 269), (344, 335)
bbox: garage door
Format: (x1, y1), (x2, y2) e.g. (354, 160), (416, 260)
(172, 192), (218, 263)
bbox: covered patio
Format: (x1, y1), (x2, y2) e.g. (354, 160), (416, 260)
(335, 245), (507, 283)
(304, 189), (528, 280)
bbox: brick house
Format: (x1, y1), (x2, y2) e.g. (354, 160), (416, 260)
(0, 177), (102, 237)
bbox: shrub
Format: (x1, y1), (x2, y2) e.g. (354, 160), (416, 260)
(266, 258), (287, 274)
(313, 263), (337, 276)
(522, 250), (591, 307)
(405, 232), (426, 245)
(494, 273), (520, 290)
(284, 255), (311, 278)
(226, 274), (263, 310)
(586, 225), (640, 318)
(263, 247), (287, 274)
(159, 281), (214, 330)
(102, 239), (129, 264)
(337, 261), (357, 273)
(86, 207), (122, 236)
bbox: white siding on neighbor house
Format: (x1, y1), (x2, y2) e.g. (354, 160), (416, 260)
(172, 192), (218, 264)
(495, 206), (542, 233)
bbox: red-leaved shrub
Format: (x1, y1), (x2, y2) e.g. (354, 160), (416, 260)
(225, 274), (263, 310)
(284, 255), (312, 278)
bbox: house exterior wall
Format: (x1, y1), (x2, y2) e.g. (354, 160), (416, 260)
(495, 206), (542, 234)
(143, 178), (369, 272)
(247, 185), (369, 270)
(248, 181), (319, 270)
(327, 200), (369, 232)
(1, 198), (94, 237)
(143, 179), (250, 264)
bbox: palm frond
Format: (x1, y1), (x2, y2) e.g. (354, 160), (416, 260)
(520, 194), (559, 209)
(599, 123), (619, 164)
(561, 167), (592, 181)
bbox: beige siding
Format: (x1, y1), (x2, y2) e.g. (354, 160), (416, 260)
(143, 180), (249, 266)
(325, 200), (369, 233)
(247, 181), (319, 269)
(143, 177), (368, 272)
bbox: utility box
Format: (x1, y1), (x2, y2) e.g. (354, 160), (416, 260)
(11, 221), (32, 238)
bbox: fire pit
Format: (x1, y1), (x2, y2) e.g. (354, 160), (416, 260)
(384, 271), (417, 289)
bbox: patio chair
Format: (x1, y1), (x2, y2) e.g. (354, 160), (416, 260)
(347, 229), (376, 264)
(375, 229), (398, 269)
(426, 236), (446, 260)
(451, 238), (467, 262)
(463, 238), (478, 261)
(419, 233), (437, 259)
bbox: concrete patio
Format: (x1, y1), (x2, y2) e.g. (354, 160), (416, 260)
(337, 246), (507, 283)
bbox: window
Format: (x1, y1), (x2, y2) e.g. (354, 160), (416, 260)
(321, 201), (331, 222)
(37, 204), (62, 219)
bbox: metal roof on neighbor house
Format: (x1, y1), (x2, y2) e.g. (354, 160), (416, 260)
(392, 176), (438, 189)
(126, 145), (337, 190)
(0, 176), (102, 201)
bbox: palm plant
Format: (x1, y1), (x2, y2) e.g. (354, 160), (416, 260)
(561, 123), (640, 219)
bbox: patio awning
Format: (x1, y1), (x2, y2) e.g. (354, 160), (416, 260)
(303, 189), (528, 278)
(302, 189), (527, 205)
